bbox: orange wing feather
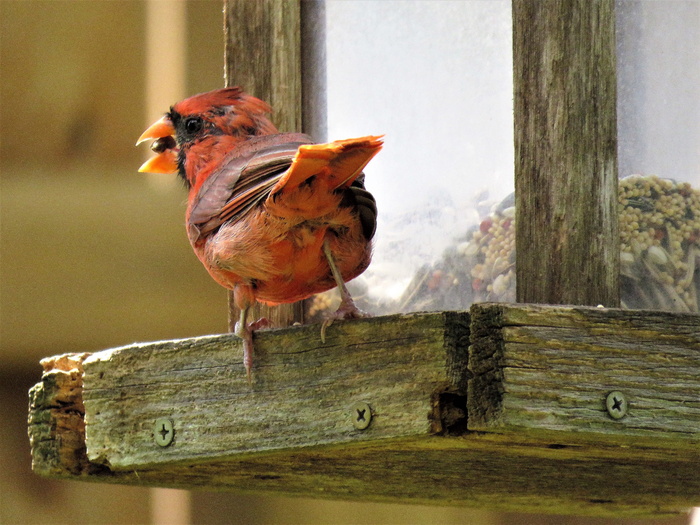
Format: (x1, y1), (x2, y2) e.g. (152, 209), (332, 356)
(269, 135), (384, 196)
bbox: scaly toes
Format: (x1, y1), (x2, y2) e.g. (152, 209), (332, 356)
(320, 301), (370, 343)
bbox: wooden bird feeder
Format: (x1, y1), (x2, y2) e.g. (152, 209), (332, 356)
(28, 1), (700, 518)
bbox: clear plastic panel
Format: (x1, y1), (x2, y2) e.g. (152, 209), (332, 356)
(617, 1), (700, 312)
(318, 0), (514, 316)
(309, 1), (700, 319)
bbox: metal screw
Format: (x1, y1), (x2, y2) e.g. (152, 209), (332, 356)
(154, 418), (174, 447)
(605, 391), (628, 420)
(352, 402), (372, 430)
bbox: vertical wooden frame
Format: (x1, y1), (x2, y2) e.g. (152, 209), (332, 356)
(224, 0), (302, 131)
(223, 0), (305, 330)
(513, 0), (620, 307)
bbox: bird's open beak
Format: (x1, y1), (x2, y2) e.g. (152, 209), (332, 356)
(136, 116), (178, 174)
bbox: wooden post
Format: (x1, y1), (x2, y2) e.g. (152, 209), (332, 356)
(513, 1), (620, 307)
(223, 0), (305, 330)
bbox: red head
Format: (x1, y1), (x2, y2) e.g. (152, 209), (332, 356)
(137, 87), (278, 189)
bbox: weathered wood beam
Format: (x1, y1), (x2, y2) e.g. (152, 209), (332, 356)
(223, 0), (305, 331)
(28, 305), (700, 516)
(29, 312), (467, 473)
(224, 0), (301, 133)
(513, 1), (620, 306)
(469, 303), (700, 442)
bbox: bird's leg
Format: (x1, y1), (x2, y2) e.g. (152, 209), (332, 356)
(232, 285), (272, 381)
(234, 306), (254, 382)
(234, 309), (272, 381)
(320, 239), (369, 342)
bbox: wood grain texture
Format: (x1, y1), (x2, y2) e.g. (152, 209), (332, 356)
(27, 305), (700, 515)
(32, 434), (700, 517)
(469, 303), (700, 443)
(224, 0), (301, 133)
(28, 353), (102, 477)
(81, 312), (469, 469)
(513, 0), (620, 306)
(223, 0), (304, 331)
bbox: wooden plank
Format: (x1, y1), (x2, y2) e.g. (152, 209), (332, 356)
(28, 433), (700, 517)
(28, 353), (104, 478)
(469, 303), (700, 443)
(28, 305), (700, 516)
(512, 0), (620, 306)
(80, 312), (468, 469)
(223, 0), (304, 331)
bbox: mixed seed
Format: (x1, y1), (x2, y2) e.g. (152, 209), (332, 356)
(307, 175), (700, 317)
(618, 175), (700, 311)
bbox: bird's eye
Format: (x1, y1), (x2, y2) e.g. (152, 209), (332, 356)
(184, 117), (203, 135)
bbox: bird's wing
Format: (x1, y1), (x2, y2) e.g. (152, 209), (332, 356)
(187, 134), (383, 243)
(187, 133), (312, 239)
(269, 135), (384, 197)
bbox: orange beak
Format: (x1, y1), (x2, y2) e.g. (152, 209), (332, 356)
(136, 116), (179, 174)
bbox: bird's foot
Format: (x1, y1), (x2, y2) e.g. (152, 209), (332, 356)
(320, 296), (370, 343)
(249, 317), (271, 331)
(234, 317), (270, 381)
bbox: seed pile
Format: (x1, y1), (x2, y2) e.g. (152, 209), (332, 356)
(307, 175), (700, 316)
(618, 175), (700, 311)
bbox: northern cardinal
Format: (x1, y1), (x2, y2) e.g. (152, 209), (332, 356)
(137, 87), (382, 378)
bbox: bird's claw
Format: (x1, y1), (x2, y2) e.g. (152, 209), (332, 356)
(234, 317), (270, 382)
(249, 317), (271, 331)
(320, 298), (369, 343)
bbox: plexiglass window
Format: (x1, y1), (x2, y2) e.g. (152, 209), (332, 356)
(308, 0), (700, 319)
(617, 0), (700, 312)
(310, 0), (514, 318)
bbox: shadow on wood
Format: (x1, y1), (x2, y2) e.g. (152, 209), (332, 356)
(28, 304), (700, 517)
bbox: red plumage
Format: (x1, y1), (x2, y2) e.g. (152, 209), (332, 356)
(137, 87), (382, 379)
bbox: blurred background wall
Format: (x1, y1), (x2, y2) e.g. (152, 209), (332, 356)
(0, 1), (693, 524)
(1, 2), (226, 523)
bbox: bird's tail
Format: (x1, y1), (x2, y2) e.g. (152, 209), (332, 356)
(270, 135), (384, 197)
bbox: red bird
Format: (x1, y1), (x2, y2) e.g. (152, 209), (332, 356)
(137, 87), (382, 378)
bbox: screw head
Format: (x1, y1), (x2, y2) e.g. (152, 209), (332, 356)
(606, 391), (628, 420)
(154, 418), (174, 447)
(352, 402), (372, 430)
